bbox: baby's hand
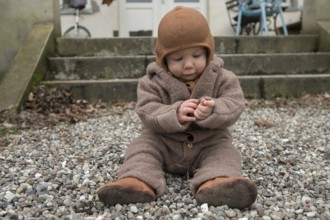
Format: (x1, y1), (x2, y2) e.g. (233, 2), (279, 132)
(177, 99), (199, 123)
(194, 98), (215, 120)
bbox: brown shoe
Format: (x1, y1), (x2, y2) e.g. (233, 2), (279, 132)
(196, 177), (257, 209)
(97, 177), (156, 206)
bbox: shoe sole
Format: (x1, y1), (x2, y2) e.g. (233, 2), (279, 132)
(195, 179), (257, 209)
(98, 186), (155, 206)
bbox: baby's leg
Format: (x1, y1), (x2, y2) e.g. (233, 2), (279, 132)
(118, 134), (166, 195)
(191, 142), (257, 209)
(98, 133), (166, 205)
(190, 141), (242, 194)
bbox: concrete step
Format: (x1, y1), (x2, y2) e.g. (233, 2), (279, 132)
(45, 35), (328, 103)
(48, 53), (330, 80)
(55, 35), (318, 57)
(43, 74), (330, 102)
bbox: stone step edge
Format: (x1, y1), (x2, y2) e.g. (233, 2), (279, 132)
(47, 53), (330, 80)
(55, 35), (319, 56)
(42, 74), (330, 102)
(49, 52), (330, 59)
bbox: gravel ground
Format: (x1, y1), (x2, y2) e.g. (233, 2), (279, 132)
(0, 98), (329, 220)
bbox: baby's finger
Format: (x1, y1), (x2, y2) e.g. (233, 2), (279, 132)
(183, 115), (196, 122)
(202, 99), (215, 107)
(194, 108), (207, 120)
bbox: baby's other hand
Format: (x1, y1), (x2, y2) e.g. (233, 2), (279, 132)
(177, 99), (199, 123)
(194, 98), (215, 120)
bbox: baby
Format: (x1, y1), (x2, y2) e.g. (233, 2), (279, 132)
(98, 6), (257, 209)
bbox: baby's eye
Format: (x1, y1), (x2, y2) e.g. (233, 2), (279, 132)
(173, 57), (183, 61)
(193, 54), (202, 58)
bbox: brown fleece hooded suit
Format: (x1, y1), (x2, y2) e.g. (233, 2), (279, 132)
(98, 6), (257, 209)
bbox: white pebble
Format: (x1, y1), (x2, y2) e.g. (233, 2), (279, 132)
(35, 173), (42, 179)
(5, 191), (16, 202)
(62, 160), (67, 168)
(200, 203), (208, 213)
(225, 209), (236, 217)
(130, 205), (138, 213)
(306, 212), (316, 217)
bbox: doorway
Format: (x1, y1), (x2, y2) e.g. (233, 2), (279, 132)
(119, 0), (207, 37)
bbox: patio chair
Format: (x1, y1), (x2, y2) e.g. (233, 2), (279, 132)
(226, 0), (260, 35)
(235, 0), (288, 36)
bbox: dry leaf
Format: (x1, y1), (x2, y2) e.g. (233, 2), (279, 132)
(3, 122), (16, 128)
(278, 158), (296, 166)
(254, 120), (273, 127)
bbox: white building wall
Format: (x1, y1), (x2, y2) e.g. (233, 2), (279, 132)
(59, 0), (303, 38)
(60, 0), (119, 38)
(209, 0), (236, 36)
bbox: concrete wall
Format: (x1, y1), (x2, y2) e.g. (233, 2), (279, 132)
(302, 0), (330, 33)
(208, 0), (236, 36)
(59, 0), (234, 38)
(59, 0), (303, 38)
(0, 0), (61, 81)
(60, 0), (118, 38)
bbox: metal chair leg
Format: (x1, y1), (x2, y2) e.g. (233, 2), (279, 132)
(259, 0), (269, 35)
(278, 6), (288, 35)
(236, 10), (243, 36)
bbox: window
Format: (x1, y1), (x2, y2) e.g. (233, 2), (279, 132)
(59, 0), (93, 14)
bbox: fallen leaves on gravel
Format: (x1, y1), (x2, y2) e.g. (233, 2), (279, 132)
(0, 85), (135, 136)
(1, 86), (329, 138)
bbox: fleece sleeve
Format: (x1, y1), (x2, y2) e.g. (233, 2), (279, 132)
(195, 70), (245, 129)
(135, 77), (190, 133)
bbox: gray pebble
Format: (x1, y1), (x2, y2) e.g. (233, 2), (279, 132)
(0, 104), (329, 219)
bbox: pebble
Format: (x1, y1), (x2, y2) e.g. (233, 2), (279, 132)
(130, 205), (138, 213)
(306, 212), (316, 217)
(201, 203), (208, 213)
(0, 104), (329, 219)
(225, 209), (236, 217)
(4, 192), (16, 203)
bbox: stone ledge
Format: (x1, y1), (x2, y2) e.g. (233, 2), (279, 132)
(43, 74), (330, 102)
(0, 24), (55, 115)
(48, 53), (330, 80)
(317, 21), (330, 52)
(241, 74), (330, 98)
(55, 35), (319, 57)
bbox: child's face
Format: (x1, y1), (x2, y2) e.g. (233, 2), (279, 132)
(165, 46), (207, 82)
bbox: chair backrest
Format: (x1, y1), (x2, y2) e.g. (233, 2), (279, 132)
(269, 0), (283, 11)
(225, 0), (240, 29)
(226, 0), (240, 10)
(255, 0), (283, 8)
(239, 0), (283, 15)
(235, 0), (288, 35)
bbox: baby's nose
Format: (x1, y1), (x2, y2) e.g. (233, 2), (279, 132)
(184, 59), (193, 68)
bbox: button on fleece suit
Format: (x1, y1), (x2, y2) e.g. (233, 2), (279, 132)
(117, 56), (245, 197)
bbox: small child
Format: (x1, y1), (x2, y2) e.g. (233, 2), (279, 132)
(98, 6), (257, 209)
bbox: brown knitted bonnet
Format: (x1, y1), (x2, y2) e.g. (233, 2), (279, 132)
(155, 6), (215, 69)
